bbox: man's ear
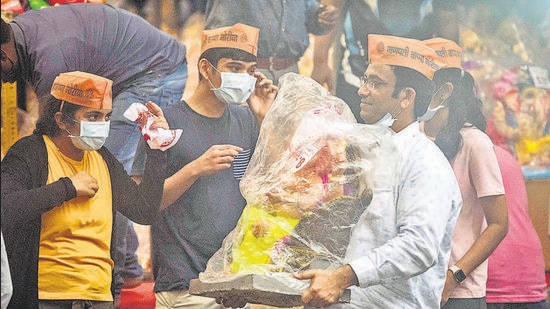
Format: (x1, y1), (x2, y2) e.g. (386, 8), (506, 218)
(399, 87), (416, 109)
(198, 58), (212, 80)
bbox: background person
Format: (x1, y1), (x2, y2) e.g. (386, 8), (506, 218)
(204, 0), (339, 85)
(0, 4), (187, 172)
(421, 66), (508, 308)
(113, 212), (145, 309)
(485, 145), (548, 309)
(311, 0), (459, 123)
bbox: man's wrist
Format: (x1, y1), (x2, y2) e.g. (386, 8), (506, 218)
(339, 264), (359, 287)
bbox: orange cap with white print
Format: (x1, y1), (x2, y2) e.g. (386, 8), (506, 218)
(367, 34), (445, 80)
(423, 37), (463, 68)
(51, 71), (113, 109)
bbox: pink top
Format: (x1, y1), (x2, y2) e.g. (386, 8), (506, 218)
(449, 126), (505, 298)
(486, 145), (548, 303)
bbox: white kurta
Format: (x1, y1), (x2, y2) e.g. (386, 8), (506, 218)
(332, 122), (463, 308)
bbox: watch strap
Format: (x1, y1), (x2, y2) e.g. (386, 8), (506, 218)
(448, 265), (466, 283)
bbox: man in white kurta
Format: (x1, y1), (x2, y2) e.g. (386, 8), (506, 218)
(343, 122), (462, 308)
(296, 34), (462, 308)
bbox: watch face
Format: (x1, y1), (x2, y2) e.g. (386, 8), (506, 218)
(454, 269), (467, 283)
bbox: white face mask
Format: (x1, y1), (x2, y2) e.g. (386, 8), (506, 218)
(66, 120), (110, 151)
(417, 105), (446, 122)
(208, 63), (257, 105)
(419, 86), (448, 122)
(374, 113), (396, 127)
(374, 101), (401, 128)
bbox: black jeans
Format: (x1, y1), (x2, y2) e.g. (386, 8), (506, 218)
(443, 297), (487, 309)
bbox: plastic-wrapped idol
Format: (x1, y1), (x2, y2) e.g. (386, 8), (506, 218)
(190, 73), (400, 307)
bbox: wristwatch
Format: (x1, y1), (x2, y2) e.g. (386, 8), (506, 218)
(448, 265), (467, 283)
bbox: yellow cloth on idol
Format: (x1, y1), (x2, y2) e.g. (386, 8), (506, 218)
(230, 204), (300, 274)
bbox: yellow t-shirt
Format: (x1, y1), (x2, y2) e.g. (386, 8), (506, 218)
(39, 136), (113, 301)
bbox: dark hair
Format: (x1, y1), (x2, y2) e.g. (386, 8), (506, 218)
(391, 66), (435, 118)
(34, 95), (82, 137)
(1, 18), (11, 45)
(433, 68), (487, 160)
(198, 47), (257, 80)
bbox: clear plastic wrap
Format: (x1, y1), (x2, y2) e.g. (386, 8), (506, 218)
(190, 73), (400, 306)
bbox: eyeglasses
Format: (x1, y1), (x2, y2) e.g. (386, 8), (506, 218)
(360, 76), (389, 91)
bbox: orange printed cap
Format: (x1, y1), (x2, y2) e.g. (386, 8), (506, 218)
(51, 71), (113, 109)
(423, 37), (463, 68)
(200, 23), (259, 56)
(368, 34), (444, 80)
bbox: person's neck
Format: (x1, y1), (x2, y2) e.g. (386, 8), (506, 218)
(422, 121), (439, 139)
(391, 117), (415, 133)
(186, 81), (227, 118)
(50, 135), (84, 161)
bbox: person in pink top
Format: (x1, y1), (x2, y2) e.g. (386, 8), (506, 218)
(422, 66), (509, 309)
(486, 145), (548, 309)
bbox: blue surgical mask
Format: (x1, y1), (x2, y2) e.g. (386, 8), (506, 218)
(66, 120), (110, 151)
(208, 63), (257, 105)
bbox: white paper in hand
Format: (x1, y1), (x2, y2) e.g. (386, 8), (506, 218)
(123, 102), (182, 151)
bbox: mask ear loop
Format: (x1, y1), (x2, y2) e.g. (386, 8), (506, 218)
(389, 90), (404, 120)
(207, 61), (222, 74)
(431, 85), (451, 110)
(210, 62), (218, 72)
(205, 60), (223, 90)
